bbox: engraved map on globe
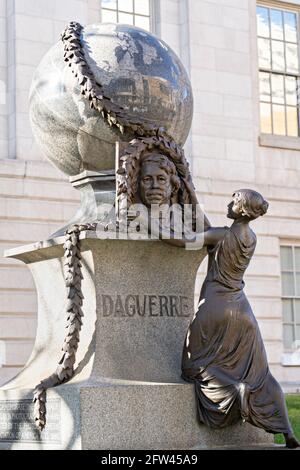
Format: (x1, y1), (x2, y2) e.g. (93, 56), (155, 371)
(29, 23), (193, 176)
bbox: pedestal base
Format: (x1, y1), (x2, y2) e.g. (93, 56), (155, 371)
(0, 380), (274, 450)
(0, 234), (275, 449)
(51, 170), (116, 238)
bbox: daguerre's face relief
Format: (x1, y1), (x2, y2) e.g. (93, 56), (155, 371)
(139, 160), (173, 207)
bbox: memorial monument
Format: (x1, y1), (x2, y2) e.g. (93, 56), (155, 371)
(0, 22), (277, 449)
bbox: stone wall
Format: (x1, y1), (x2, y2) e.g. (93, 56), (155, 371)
(0, 159), (79, 384)
(0, 0), (299, 387)
(0, 0), (87, 384)
(0, 0), (7, 159)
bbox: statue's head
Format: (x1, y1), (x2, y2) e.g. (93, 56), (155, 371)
(138, 153), (180, 207)
(227, 189), (269, 220)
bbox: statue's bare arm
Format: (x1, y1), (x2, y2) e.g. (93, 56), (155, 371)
(202, 227), (228, 246)
(156, 226), (228, 249)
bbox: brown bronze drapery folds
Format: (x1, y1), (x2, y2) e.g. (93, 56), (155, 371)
(181, 189), (299, 448)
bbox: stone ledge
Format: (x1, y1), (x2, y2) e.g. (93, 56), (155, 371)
(259, 134), (300, 152)
(0, 382), (275, 450)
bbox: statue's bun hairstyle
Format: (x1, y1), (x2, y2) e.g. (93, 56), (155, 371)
(233, 189), (269, 220)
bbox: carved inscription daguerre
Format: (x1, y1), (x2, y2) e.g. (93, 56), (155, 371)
(100, 294), (189, 318)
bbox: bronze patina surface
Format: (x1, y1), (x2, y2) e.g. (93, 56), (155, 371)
(181, 189), (300, 449)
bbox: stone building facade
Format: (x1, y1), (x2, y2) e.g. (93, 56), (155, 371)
(0, 0), (300, 390)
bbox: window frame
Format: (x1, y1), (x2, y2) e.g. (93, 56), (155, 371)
(257, 1), (300, 139)
(280, 243), (300, 352)
(100, 0), (156, 33)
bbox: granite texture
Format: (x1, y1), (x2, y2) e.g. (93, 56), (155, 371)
(79, 382), (274, 450)
(0, 235), (274, 449)
(0, 387), (81, 449)
(29, 23), (193, 176)
(3, 234), (205, 387)
(51, 171), (116, 237)
(0, 382), (274, 450)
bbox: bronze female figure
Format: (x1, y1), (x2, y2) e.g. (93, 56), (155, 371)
(182, 189), (299, 448)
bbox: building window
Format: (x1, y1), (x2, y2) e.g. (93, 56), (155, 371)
(280, 245), (300, 350)
(101, 0), (151, 31)
(256, 4), (300, 137)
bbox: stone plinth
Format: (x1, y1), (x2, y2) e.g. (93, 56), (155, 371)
(51, 170), (116, 238)
(0, 233), (274, 449)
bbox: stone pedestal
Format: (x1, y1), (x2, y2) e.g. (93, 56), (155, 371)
(0, 233), (274, 449)
(51, 170), (116, 238)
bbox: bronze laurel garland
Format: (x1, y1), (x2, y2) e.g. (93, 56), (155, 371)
(33, 21), (201, 431)
(61, 22), (199, 211)
(33, 223), (96, 430)
(62, 22), (165, 137)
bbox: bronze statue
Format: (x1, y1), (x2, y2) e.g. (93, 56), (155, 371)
(119, 148), (297, 448)
(180, 189), (299, 449)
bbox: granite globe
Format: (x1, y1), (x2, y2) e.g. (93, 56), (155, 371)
(29, 23), (194, 176)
